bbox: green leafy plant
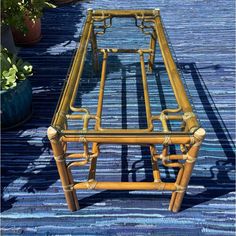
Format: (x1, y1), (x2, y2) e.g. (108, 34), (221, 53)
(1, 0), (55, 33)
(1, 48), (33, 90)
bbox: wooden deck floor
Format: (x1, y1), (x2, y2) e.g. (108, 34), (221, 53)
(1, 0), (235, 235)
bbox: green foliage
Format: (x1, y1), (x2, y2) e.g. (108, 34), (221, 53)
(1, 48), (33, 90)
(1, 0), (55, 33)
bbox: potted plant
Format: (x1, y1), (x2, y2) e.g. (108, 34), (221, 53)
(1, 47), (33, 129)
(1, 0), (19, 53)
(1, 0), (55, 45)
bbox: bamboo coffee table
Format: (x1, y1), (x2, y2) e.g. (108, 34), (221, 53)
(48, 9), (205, 212)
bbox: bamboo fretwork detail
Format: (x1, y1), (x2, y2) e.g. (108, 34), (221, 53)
(48, 9), (206, 212)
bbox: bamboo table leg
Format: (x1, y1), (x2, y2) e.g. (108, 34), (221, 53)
(170, 128), (206, 212)
(47, 126), (79, 211)
(150, 145), (161, 182)
(88, 143), (99, 181)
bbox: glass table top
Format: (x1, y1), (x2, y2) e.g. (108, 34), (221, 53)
(52, 14), (200, 137)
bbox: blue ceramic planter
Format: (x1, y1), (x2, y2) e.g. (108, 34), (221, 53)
(1, 79), (32, 129)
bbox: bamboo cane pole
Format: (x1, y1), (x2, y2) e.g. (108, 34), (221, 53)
(52, 9), (93, 129)
(69, 23), (93, 112)
(96, 50), (108, 129)
(61, 135), (193, 145)
(170, 128), (206, 212)
(97, 48), (152, 53)
(88, 144), (99, 180)
(47, 126), (79, 211)
(90, 25), (99, 72)
(160, 145), (185, 211)
(87, 51), (109, 180)
(139, 50), (153, 130)
(150, 145), (161, 182)
(148, 33), (156, 72)
(74, 181), (176, 191)
(154, 16), (199, 132)
(152, 115), (183, 121)
(92, 9), (160, 17)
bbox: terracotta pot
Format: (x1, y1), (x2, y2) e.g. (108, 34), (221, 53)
(12, 16), (42, 46)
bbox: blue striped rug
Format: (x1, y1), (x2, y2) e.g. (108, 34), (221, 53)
(1, 0), (235, 235)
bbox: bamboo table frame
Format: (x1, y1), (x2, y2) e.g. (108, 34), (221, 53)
(48, 9), (206, 212)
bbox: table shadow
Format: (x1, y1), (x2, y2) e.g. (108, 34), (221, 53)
(179, 62), (235, 211)
(79, 61), (235, 211)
